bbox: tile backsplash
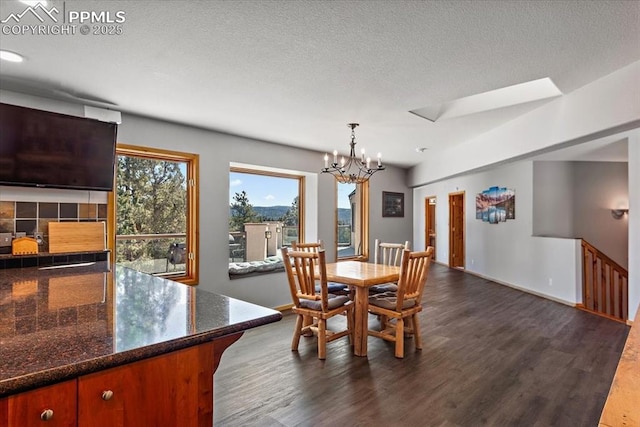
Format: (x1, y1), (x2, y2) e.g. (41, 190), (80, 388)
(0, 201), (107, 252)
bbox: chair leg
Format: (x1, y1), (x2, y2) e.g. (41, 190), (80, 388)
(347, 308), (354, 345)
(380, 315), (388, 330)
(412, 314), (422, 350)
(404, 316), (414, 337)
(395, 317), (404, 358)
(318, 319), (327, 360)
(292, 314), (304, 351)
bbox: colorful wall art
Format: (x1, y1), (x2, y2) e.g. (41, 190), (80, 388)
(476, 186), (515, 224)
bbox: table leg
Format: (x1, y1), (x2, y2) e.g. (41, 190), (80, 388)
(353, 286), (368, 356)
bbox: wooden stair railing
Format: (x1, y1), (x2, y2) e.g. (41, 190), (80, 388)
(580, 239), (628, 323)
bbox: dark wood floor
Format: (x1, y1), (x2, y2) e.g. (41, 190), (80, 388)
(214, 264), (630, 427)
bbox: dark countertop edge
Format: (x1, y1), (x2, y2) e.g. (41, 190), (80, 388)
(0, 311), (282, 398)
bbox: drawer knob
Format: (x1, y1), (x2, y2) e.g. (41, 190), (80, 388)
(40, 409), (54, 421)
(102, 390), (114, 401)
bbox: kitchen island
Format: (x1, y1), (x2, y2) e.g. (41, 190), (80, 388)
(0, 262), (282, 426)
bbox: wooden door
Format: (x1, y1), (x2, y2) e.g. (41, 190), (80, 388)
(449, 192), (465, 268)
(425, 197), (436, 254)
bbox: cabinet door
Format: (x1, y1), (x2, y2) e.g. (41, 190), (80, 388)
(78, 342), (215, 427)
(3, 380), (77, 427)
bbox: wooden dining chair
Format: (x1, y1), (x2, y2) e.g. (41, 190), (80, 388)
(292, 240), (348, 295)
(367, 247), (434, 358)
(282, 247), (354, 360)
(368, 239), (410, 294)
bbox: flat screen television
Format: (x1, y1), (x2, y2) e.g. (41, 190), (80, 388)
(0, 103), (118, 191)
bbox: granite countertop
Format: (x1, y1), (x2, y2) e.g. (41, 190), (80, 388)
(0, 262), (282, 397)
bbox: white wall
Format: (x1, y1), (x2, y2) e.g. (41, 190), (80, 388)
(414, 148), (640, 318)
(408, 62), (639, 319)
(532, 161), (629, 269)
(413, 161), (581, 305)
(532, 161), (574, 238)
(409, 61), (640, 187)
(116, 114), (412, 309)
(0, 90), (413, 309)
(572, 161), (629, 269)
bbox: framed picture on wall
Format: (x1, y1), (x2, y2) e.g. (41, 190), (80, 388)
(382, 191), (404, 217)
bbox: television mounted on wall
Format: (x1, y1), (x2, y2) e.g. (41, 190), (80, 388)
(0, 103), (118, 191)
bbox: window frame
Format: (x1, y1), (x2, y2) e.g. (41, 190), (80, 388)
(229, 166), (305, 272)
(108, 144), (199, 285)
(335, 179), (369, 261)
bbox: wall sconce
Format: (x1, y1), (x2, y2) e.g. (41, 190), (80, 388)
(265, 230), (272, 239)
(611, 208), (629, 219)
(276, 226), (282, 234)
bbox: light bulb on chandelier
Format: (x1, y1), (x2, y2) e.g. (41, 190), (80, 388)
(321, 123), (385, 184)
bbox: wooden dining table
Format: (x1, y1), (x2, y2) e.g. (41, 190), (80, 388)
(325, 261), (401, 356)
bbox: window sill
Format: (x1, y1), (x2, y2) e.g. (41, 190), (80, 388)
(228, 267), (285, 280)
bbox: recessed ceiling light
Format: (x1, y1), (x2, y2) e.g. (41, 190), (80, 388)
(20, 0), (48, 6)
(0, 50), (24, 63)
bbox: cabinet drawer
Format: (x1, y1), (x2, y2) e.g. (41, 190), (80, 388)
(3, 380), (77, 427)
(78, 342), (215, 427)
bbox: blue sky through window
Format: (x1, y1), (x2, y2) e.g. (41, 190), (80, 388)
(229, 172), (355, 209)
(337, 182), (356, 210)
(230, 172), (298, 207)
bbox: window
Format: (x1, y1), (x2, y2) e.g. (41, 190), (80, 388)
(336, 180), (369, 260)
(109, 144), (199, 284)
(229, 167), (304, 272)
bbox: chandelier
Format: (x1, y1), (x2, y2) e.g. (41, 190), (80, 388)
(321, 123), (385, 184)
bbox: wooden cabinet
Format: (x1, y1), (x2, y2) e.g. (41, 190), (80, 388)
(1, 334), (241, 427)
(77, 341), (215, 427)
(3, 380), (77, 427)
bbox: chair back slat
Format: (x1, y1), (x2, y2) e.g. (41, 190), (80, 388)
(395, 247), (434, 311)
(374, 239), (410, 266)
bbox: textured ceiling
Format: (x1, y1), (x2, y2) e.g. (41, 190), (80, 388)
(0, 0), (638, 167)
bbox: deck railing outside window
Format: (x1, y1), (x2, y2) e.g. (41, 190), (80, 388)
(116, 233), (187, 275)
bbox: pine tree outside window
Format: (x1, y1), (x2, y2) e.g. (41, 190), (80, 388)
(110, 145), (199, 284)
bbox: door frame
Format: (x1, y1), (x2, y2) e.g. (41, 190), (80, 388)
(448, 191), (465, 269)
(424, 196), (436, 254)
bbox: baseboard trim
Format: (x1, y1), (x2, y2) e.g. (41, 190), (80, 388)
(461, 268), (576, 308)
